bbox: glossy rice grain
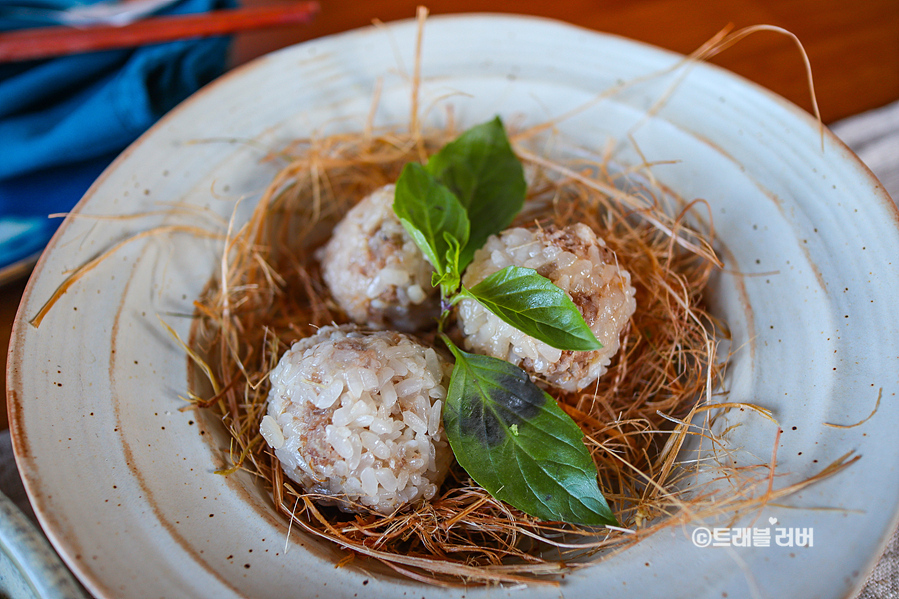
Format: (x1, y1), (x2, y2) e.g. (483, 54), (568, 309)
(260, 325), (453, 514)
(318, 185), (438, 331)
(457, 224), (637, 391)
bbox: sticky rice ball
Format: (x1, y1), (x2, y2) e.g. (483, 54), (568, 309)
(318, 184), (438, 331)
(260, 324), (453, 514)
(457, 224), (637, 392)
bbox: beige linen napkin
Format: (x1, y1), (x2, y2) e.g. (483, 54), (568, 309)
(832, 100), (899, 599)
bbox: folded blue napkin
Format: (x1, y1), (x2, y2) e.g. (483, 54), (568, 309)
(0, 0), (232, 273)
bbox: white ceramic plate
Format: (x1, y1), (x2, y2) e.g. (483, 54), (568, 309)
(8, 15), (899, 599)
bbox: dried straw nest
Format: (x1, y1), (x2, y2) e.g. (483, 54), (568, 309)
(183, 117), (812, 587)
(19, 14), (856, 589)
(170, 13), (862, 588)
(27, 111), (847, 590)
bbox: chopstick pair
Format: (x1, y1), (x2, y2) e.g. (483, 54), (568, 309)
(0, 1), (319, 62)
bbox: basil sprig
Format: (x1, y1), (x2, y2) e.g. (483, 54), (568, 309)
(392, 117), (615, 526)
(443, 339), (617, 526)
(393, 162), (469, 292)
(463, 266), (603, 351)
(424, 117), (526, 270)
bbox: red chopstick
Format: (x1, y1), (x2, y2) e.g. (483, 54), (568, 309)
(0, 1), (319, 62)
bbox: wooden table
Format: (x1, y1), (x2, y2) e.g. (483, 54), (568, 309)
(2, 0), (898, 430)
(230, 0), (899, 124)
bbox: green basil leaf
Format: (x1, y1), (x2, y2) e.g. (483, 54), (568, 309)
(426, 117), (526, 269)
(393, 162), (470, 279)
(442, 339), (617, 526)
(430, 232), (463, 292)
(464, 266), (602, 351)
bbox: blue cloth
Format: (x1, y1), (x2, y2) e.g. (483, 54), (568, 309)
(0, 0), (232, 271)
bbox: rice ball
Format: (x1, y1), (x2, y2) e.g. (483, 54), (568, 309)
(457, 224), (637, 392)
(260, 324), (453, 514)
(318, 185), (438, 331)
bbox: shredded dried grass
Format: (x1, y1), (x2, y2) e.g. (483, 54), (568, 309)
(179, 112), (856, 586)
(19, 13), (852, 588)
(176, 16), (844, 588)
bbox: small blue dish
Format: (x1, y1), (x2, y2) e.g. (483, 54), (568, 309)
(0, 488), (87, 598)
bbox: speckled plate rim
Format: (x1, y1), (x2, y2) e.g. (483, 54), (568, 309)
(7, 13), (899, 599)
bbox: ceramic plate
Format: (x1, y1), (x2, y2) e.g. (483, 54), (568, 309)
(8, 15), (899, 599)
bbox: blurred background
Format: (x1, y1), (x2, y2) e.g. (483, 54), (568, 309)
(0, 0), (896, 596)
(232, 0), (899, 124)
